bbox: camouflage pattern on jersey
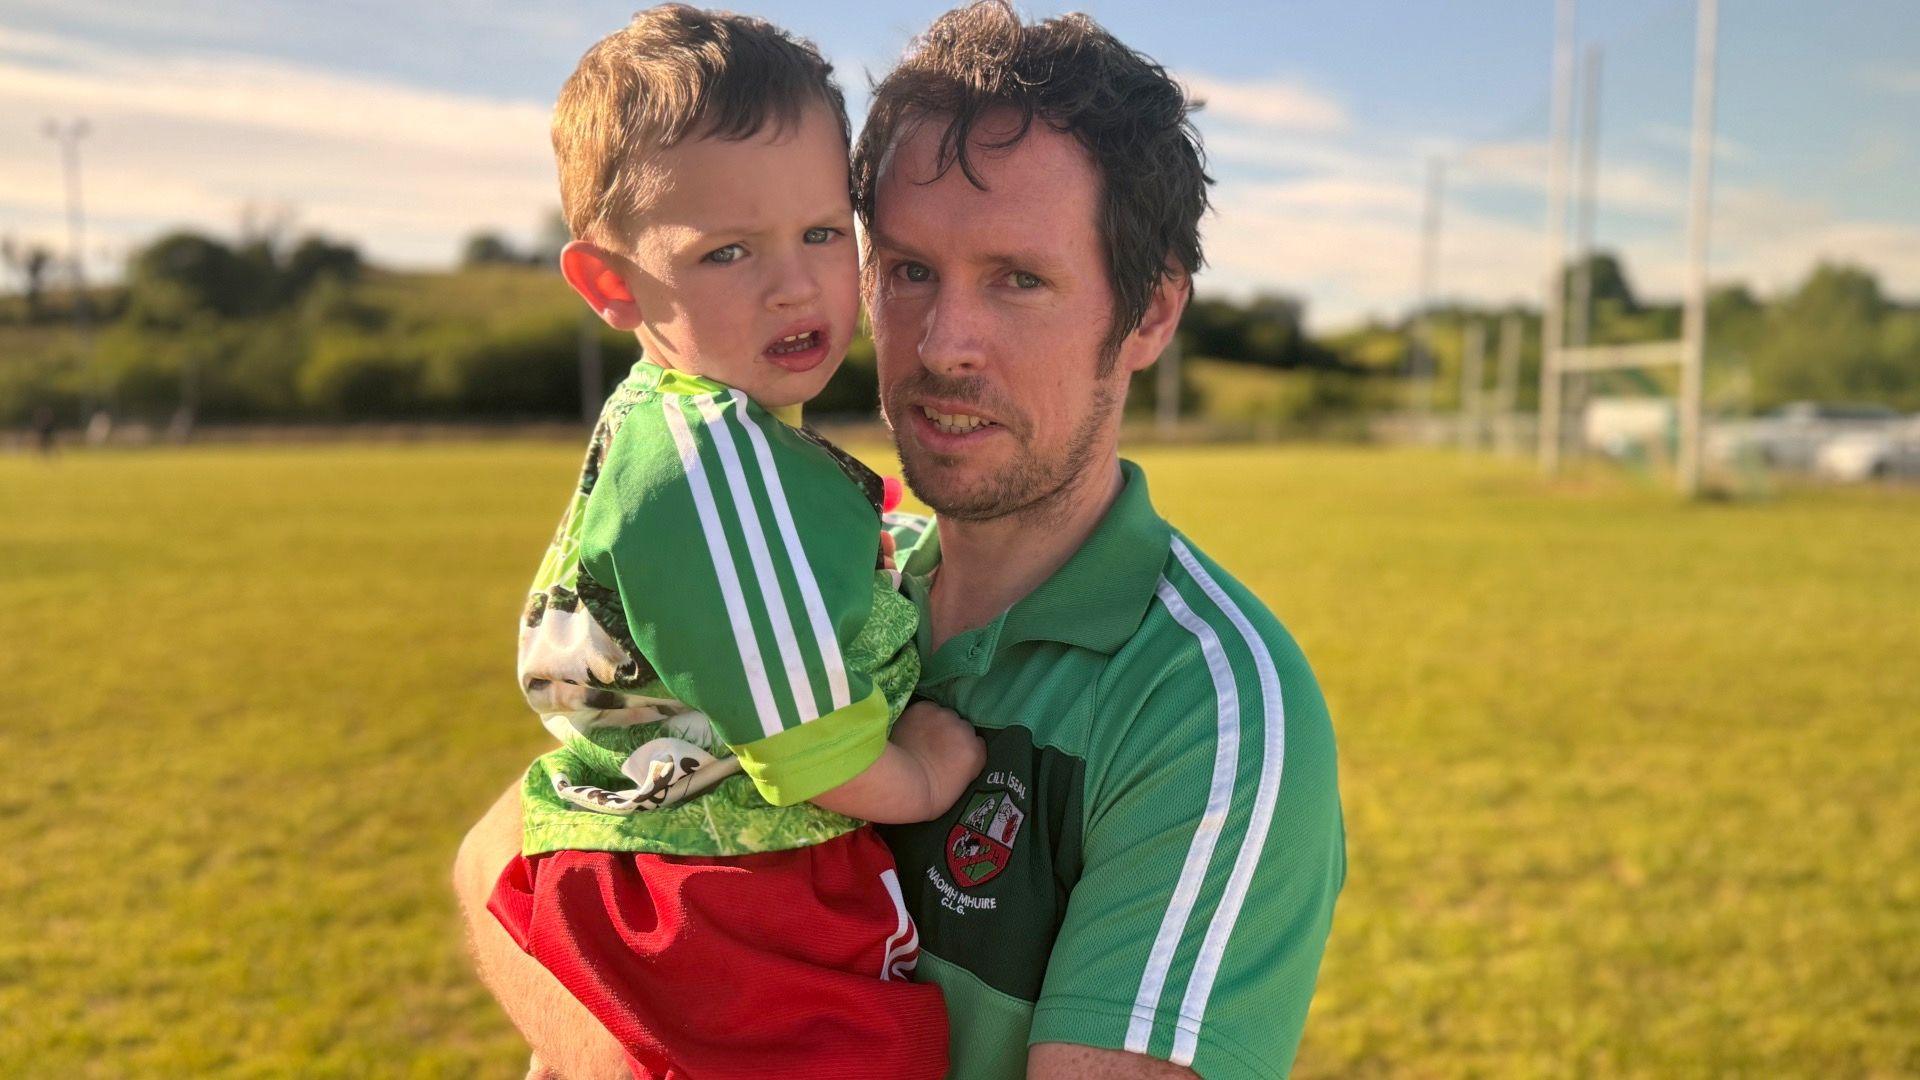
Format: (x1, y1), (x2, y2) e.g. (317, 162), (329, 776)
(515, 367), (919, 857)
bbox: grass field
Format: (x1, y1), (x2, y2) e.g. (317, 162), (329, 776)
(2, 441), (1915, 1077)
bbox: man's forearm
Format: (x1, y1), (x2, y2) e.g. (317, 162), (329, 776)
(452, 781), (629, 1080)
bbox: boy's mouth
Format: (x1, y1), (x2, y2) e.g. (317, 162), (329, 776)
(762, 325), (831, 373)
(767, 330), (822, 356)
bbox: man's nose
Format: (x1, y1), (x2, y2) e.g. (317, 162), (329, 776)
(766, 251), (822, 310)
(917, 289), (989, 377)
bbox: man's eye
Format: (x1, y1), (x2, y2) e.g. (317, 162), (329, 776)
(1009, 271), (1043, 289)
(704, 243), (746, 264)
(897, 262), (931, 283)
(804, 227), (838, 244)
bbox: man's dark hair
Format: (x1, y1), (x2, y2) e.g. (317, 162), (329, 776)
(852, 0), (1212, 361)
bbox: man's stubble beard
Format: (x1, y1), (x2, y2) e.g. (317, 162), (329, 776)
(884, 370), (1121, 527)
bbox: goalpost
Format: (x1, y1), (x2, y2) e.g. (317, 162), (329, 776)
(1538, 0), (1720, 496)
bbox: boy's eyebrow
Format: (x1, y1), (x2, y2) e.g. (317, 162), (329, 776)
(687, 206), (856, 239)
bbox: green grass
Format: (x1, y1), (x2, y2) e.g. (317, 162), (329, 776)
(2, 442), (1915, 1077)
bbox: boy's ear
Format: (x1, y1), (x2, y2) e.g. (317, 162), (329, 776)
(560, 241), (643, 331)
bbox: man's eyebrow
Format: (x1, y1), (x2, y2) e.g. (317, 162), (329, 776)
(867, 231), (1059, 273)
(980, 249), (1064, 272)
(865, 228), (926, 257)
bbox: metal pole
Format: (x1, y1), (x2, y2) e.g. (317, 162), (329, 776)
(42, 118), (90, 324)
(1155, 332), (1182, 438)
(1497, 312), (1523, 453)
(1570, 45), (1603, 353)
(1538, 0), (1576, 475)
(1676, 0), (1719, 497)
(1459, 319), (1486, 449)
(579, 311), (605, 423)
(1565, 44), (1603, 462)
(1414, 155), (1445, 431)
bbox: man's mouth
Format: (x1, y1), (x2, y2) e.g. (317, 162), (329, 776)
(918, 404), (1000, 436)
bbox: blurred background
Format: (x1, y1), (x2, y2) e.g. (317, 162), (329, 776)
(2, 1), (1915, 1076)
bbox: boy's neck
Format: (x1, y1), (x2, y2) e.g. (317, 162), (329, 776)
(642, 353), (804, 427)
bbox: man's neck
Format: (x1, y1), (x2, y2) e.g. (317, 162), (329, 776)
(925, 455), (1124, 651)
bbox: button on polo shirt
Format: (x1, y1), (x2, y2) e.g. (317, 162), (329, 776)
(879, 460), (1346, 1080)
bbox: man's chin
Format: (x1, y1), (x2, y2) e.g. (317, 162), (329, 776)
(898, 454), (991, 519)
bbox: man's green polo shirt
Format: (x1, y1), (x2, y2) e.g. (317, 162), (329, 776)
(879, 461), (1346, 1080)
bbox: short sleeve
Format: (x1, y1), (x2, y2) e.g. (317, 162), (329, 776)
(580, 387), (891, 807)
(1031, 604), (1345, 1078)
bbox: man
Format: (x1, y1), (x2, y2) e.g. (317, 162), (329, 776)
(454, 4), (1344, 1076)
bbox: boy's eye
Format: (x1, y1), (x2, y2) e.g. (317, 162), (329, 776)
(897, 262), (931, 283)
(704, 243), (746, 264)
(1009, 271), (1043, 289)
(804, 227), (838, 244)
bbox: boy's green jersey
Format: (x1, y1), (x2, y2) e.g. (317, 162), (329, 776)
(879, 464), (1346, 1079)
(515, 359), (919, 857)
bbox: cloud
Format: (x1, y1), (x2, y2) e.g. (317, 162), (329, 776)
(0, 26), (548, 162)
(1180, 74), (1349, 133)
(1639, 121), (1749, 163)
(0, 23), (555, 273)
(1860, 64), (1920, 96)
(1451, 138), (1686, 218)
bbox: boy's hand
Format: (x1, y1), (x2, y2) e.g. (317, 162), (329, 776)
(810, 701), (986, 824)
(892, 701), (987, 809)
(879, 529), (898, 571)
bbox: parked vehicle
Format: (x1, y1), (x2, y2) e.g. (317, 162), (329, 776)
(1815, 417), (1920, 482)
(1583, 397), (1674, 459)
(1710, 401), (1903, 472)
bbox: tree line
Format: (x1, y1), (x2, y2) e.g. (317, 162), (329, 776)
(2, 229), (1916, 428)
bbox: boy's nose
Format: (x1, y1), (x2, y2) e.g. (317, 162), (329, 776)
(766, 255), (822, 309)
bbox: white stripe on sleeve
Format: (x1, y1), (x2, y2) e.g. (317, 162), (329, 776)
(726, 389), (853, 711)
(693, 395), (820, 724)
(1126, 574), (1242, 1056)
(661, 396), (784, 739)
(1166, 536), (1286, 1068)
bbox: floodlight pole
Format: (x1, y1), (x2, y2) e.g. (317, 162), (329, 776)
(1538, 0), (1576, 475)
(1676, 0), (1719, 497)
(1156, 332), (1182, 438)
(579, 310), (605, 423)
(1413, 155), (1445, 430)
(43, 117), (91, 325)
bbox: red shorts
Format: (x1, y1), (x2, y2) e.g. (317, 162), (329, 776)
(487, 826), (948, 1080)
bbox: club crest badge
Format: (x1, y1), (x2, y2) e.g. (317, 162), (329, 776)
(945, 789), (1025, 888)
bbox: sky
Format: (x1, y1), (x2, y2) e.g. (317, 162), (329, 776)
(1, 0), (1916, 330)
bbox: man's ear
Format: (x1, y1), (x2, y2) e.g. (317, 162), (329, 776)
(560, 241), (643, 331)
(1122, 267), (1191, 376)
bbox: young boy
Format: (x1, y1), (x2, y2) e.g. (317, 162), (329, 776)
(483, 7), (984, 1078)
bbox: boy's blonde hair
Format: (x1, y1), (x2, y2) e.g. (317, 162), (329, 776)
(552, 4), (850, 250)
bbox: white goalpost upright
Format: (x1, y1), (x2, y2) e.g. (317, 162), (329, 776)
(1538, 0), (1721, 497)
